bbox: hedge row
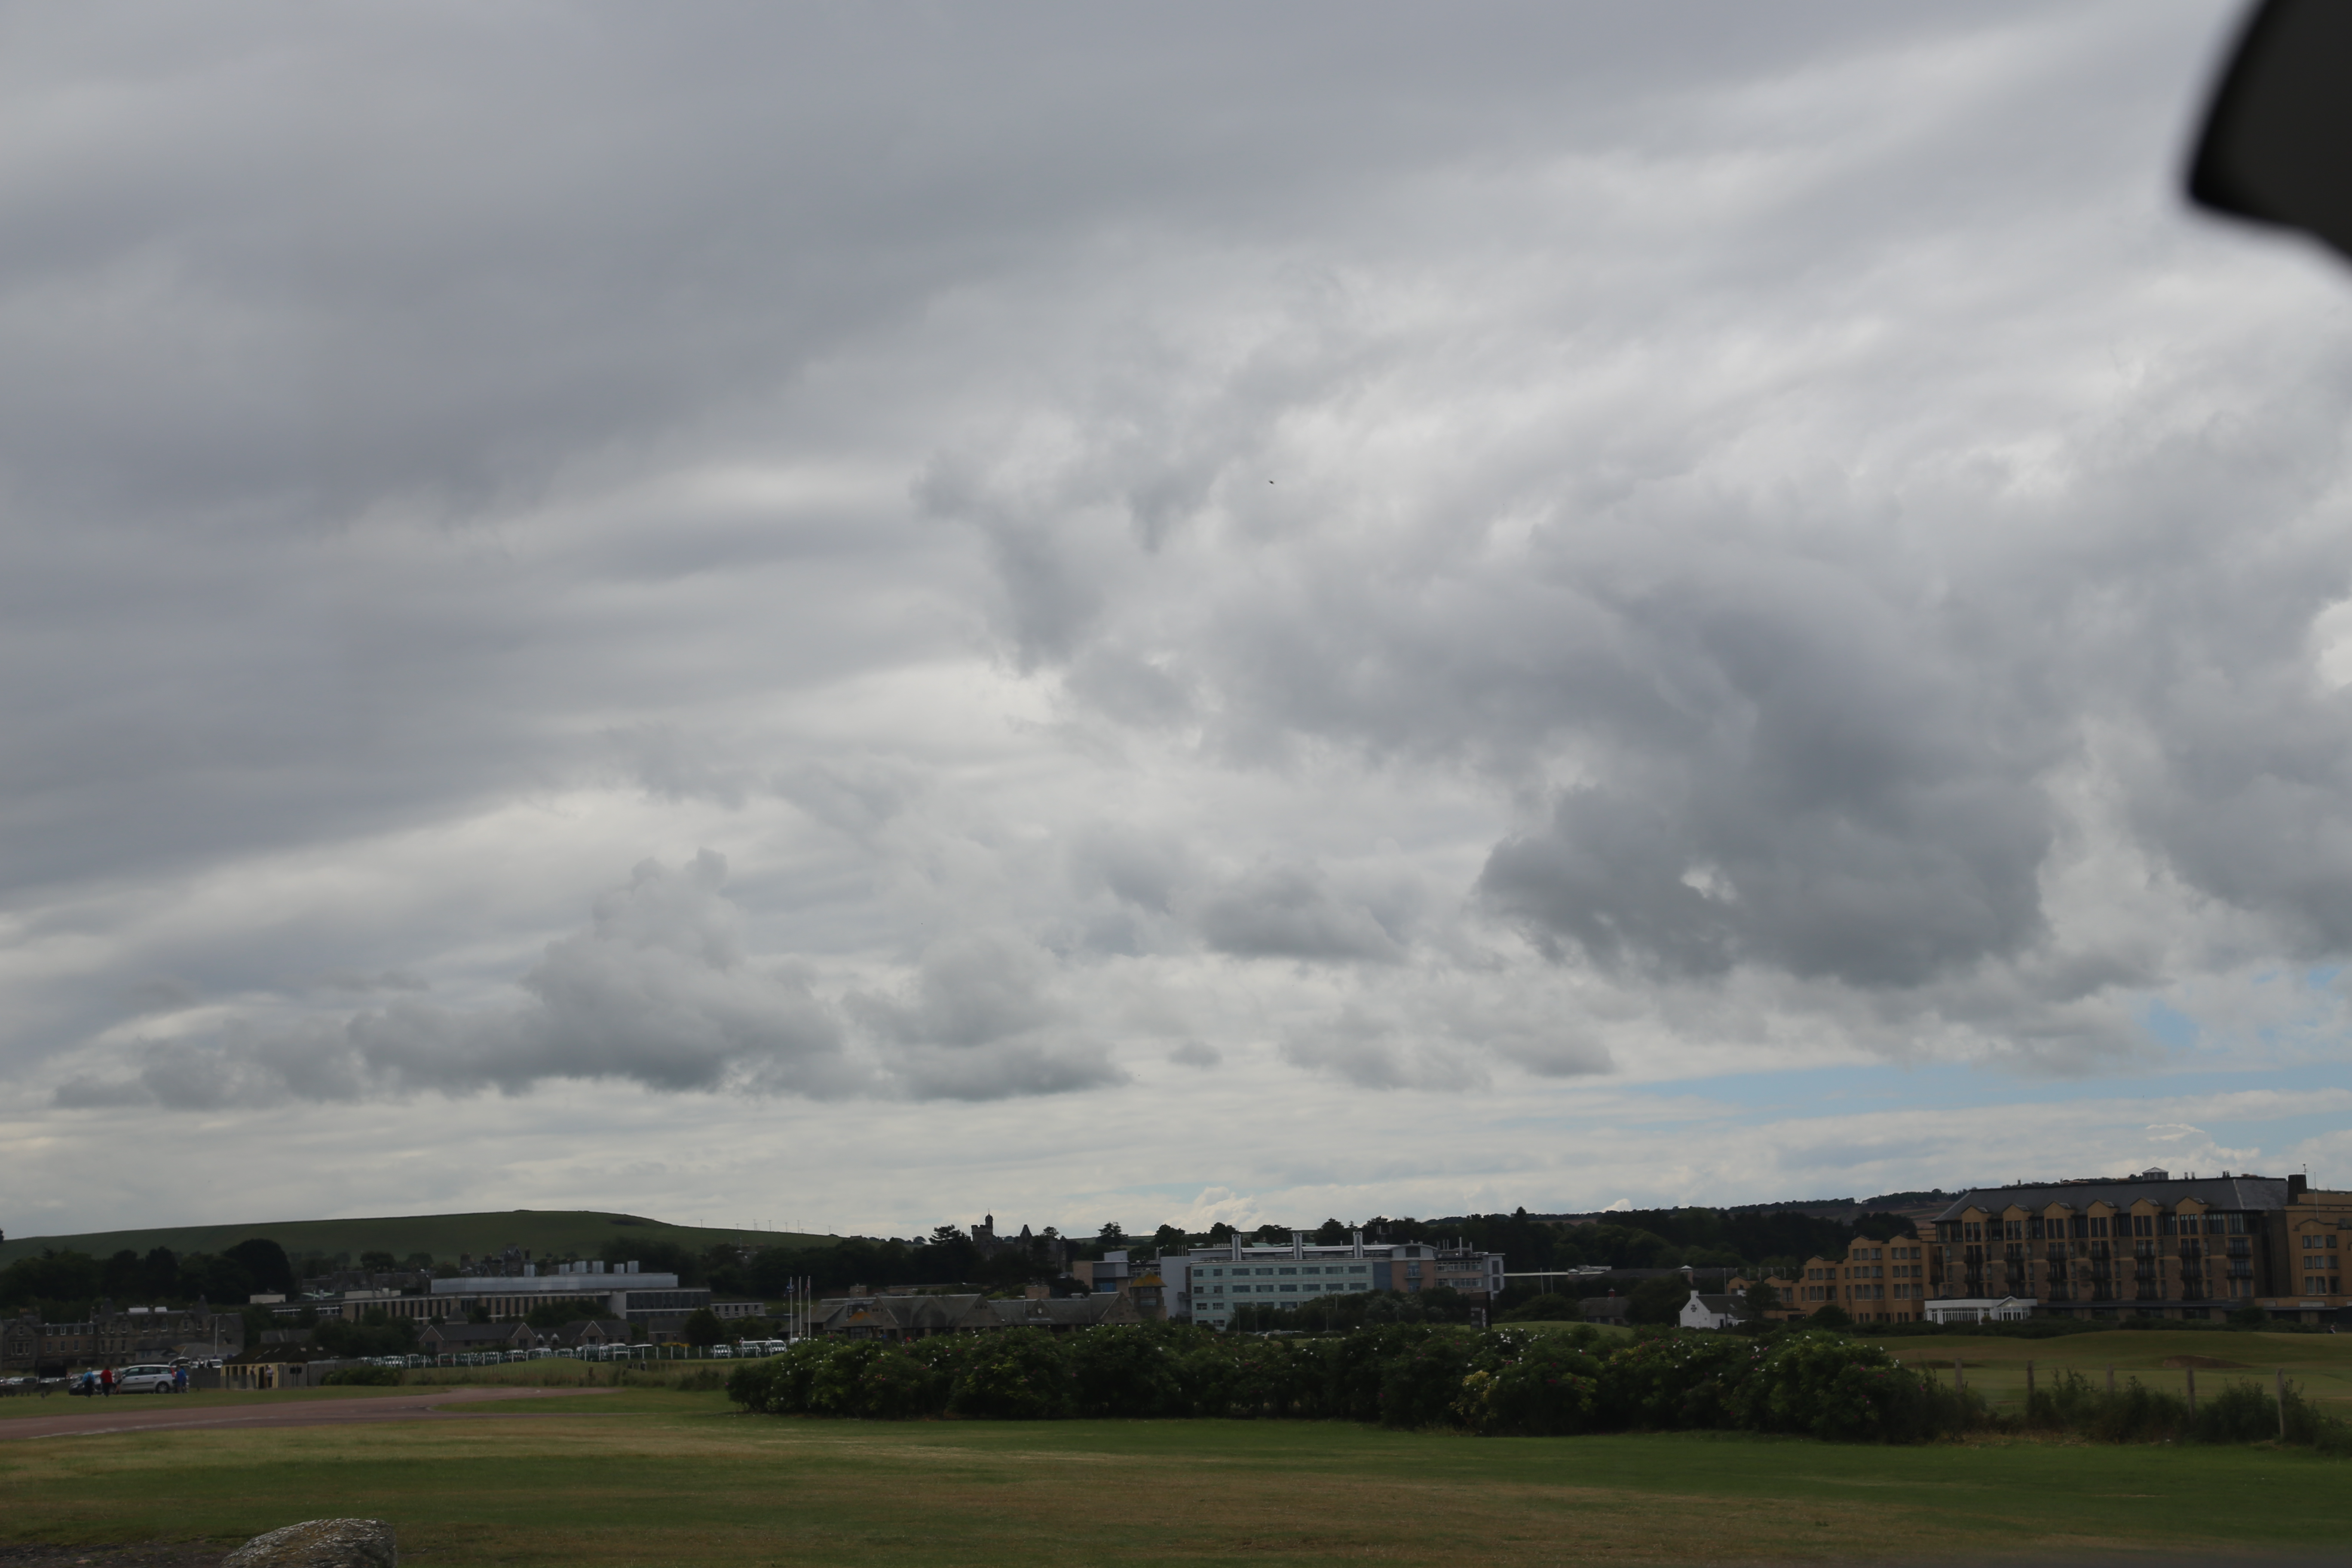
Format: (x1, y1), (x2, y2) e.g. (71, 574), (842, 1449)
(726, 1324), (1972, 1441)
(2027, 1367), (2352, 1453)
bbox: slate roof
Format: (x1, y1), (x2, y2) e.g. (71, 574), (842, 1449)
(819, 1293), (999, 1335)
(986, 1294), (1136, 1328)
(550, 1318), (632, 1347)
(420, 1321), (540, 1346)
(1935, 1175), (2291, 1222)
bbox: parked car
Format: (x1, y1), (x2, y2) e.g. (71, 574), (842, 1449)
(114, 1364), (179, 1394)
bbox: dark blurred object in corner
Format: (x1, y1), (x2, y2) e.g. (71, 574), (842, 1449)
(2190, 0), (2352, 262)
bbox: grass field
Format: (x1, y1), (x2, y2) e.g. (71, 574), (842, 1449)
(0, 1384), (426, 1420)
(3, 1387), (2347, 1568)
(1851, 1327), (2352, 1418)
(0, 1209), (829, 1269)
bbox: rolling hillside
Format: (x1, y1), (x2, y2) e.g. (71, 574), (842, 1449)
(0, 1210), (835, 1269)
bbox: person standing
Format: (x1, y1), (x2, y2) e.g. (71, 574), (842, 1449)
(98, 1365), (114, 1397)
(173, 1364), (188, 1393)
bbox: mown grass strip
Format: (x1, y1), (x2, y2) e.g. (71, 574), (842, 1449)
(3, 1393), (2348, 1567)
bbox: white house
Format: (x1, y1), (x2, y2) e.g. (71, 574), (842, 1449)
(1679, 1290), (1746, 1330)
(1923, 1295), (2037, 1326)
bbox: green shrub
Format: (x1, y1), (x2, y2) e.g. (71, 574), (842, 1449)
(1068, 1326), (1185, 1418)
(1599, 1332), (1761, 1430)
(1375, 1330), (1477, 1429)
(2192, 1376), (2280, 1444)
(946, 1329), (1074, 1420)
(804, 1340), (946, 1419)
(1176, 1332), (1314, 1419)
(1462, 1336), (1604, 1435)
(1735, 1334), (1954, 1442)
(317, 1364), (402, 1386)
(720, 1323), (2350, 1455)
(722, 1356), (784, 1411)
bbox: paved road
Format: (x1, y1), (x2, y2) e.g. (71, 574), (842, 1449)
(0, 1386), (601, 1441)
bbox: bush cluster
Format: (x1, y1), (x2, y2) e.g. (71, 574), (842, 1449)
(727, 1324), (1967, 1442)
(2026, 1368), (2352, 1454)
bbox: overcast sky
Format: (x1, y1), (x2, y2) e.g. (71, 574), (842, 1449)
(7, 2), (2349, 1244)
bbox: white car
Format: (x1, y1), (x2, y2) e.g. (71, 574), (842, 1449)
(114, 1364), (179, 1394)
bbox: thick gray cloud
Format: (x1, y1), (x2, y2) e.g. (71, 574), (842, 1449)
(846, 931), (1126, 1101)
(1196, 864), (1407, 965)
(55, 853), (863, 1106)
(9, 3), (2352, 1235)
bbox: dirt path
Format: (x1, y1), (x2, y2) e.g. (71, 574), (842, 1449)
(0, 1385), (601, 1442)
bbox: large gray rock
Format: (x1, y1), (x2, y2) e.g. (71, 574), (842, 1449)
(222, 1519), (396, 1568)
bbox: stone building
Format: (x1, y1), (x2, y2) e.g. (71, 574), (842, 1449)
(2, 1300), (244, 1374)
(970, 1215), (1068, 1270)
(1789, 1232), (1933, 1324)
(1926, 1171), (2349, 1323)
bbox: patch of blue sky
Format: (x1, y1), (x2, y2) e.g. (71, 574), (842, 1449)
(2141, 998), (2199, 1049)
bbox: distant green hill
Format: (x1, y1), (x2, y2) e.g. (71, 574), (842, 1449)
(0, 1209), (835, 1269)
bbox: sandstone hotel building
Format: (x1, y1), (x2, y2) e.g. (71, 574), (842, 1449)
(1924, 1171), (2346, 1324)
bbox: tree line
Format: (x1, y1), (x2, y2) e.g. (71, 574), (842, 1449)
(0, 1239), (296, 1319)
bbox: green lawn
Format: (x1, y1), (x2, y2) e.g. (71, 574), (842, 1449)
(2, 1389), (2344, 1567)
(1855, 1328), (2352, 1417)
(0, 1384), (426, 1420)
(0, 1208), (827, 1270)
